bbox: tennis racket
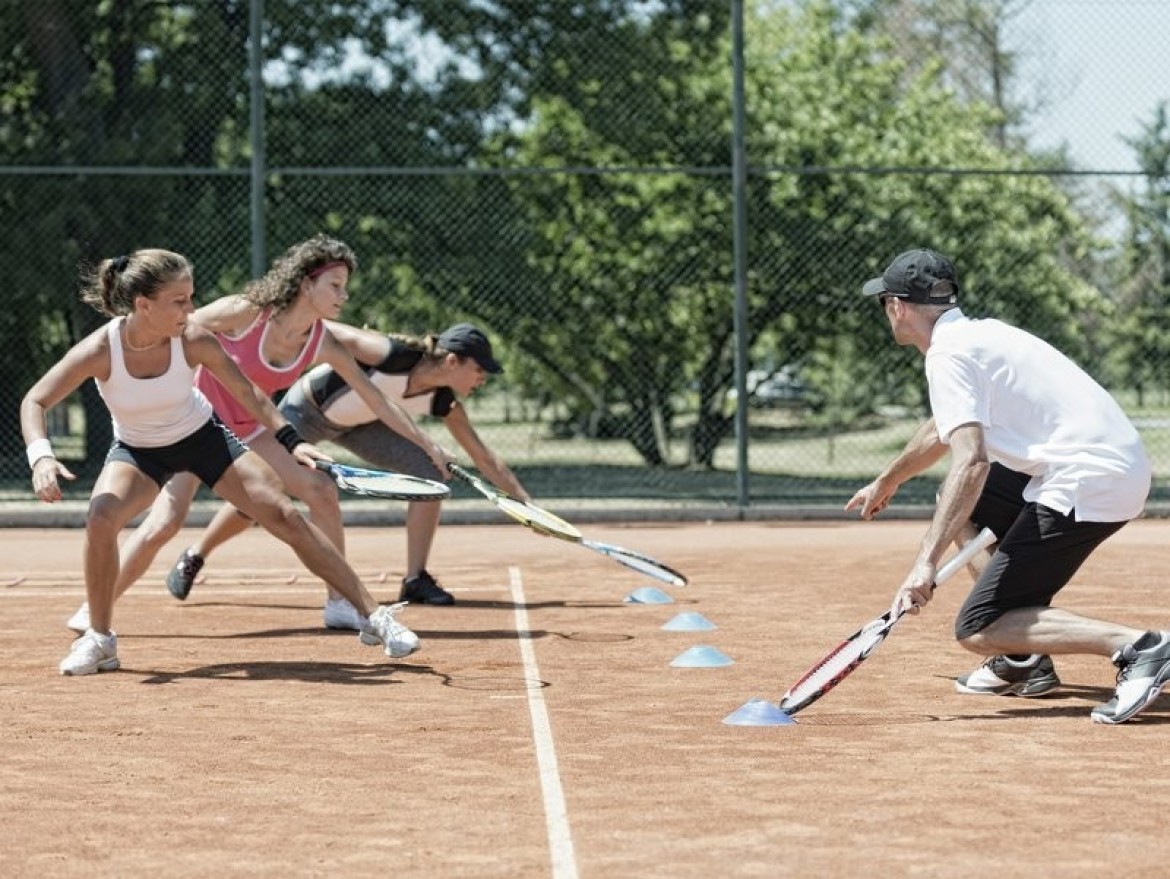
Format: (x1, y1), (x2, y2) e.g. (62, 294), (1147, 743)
(315, 461), (451, 501)
(448, 464), (690, 585)
(448, 463), (583, 540)
(579, 539), (688, 587)
(777, 527), (997, 716)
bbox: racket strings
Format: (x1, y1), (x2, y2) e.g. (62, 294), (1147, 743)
(338, 473), (448, 500)
(495, 496), (581, 539)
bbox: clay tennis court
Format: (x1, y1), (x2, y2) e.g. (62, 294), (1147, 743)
(3, 517), (1168, 877)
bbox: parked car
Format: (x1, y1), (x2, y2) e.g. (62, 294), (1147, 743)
(727, 367), (819, 410)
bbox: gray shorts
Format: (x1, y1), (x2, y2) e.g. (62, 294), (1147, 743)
(280, 379), (441, 481)
(954, 463), (1127, 639)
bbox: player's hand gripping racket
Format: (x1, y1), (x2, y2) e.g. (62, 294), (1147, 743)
(777, 527), (996, 716)
(315, 461), (451, 501)
(448, 463), (688, 585)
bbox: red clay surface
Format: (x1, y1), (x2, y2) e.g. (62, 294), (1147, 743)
(2, 519), (1169, 877)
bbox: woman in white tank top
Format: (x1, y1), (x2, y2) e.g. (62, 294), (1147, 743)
(20, 249), (420, 676)
(63, 235), (451, 636)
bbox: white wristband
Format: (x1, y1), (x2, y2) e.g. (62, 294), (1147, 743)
(26, 438), (55, 469)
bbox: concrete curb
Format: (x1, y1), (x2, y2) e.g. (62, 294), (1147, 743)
(3, 500), (1166, 529)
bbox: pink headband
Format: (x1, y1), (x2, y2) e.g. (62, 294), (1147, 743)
(307, 260), (348, 279)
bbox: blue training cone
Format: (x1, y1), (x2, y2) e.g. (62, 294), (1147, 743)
(661, 612), (716, 632)
(624, 586), (674, 605)
(670, 645), (734, 668)
(722, 698), (797, 726)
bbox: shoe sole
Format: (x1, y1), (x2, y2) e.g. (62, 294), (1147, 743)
(61, 657), (121, 676)
(325, 611), (367, 631)
(1091, 675), (1170, 725)
(385, 643), (420, 659)
(398, 591), (455, 606)
(954, 678), (1061, 697)
(358, 629), (419, 657)
(166, 579), (194, 601)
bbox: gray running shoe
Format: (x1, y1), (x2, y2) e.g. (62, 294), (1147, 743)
(166, 548), (204, 601)
(954, 654), (1061, 697)
(1091, 631), (1170, 725)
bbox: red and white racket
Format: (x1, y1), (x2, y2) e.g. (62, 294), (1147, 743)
(777, 527), (997, 715)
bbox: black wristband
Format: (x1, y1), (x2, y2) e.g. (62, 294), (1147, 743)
(274, 424), (304, 453)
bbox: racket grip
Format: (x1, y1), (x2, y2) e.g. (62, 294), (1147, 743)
(892, 527), (996, 619)
(934, 526), (997, 584)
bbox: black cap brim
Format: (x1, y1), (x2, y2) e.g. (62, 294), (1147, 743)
(477, 355), (503, 374)
(861, 276), (887, 297)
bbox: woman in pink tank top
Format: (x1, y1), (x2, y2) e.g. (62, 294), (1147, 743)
(66, 235), (451, 635)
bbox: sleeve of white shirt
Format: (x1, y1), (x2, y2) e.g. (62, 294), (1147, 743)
(925, 351), (990, 444)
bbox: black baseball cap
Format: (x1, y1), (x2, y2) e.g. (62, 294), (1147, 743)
(861, 248), (959, 305)
(437, 323), (503, 374)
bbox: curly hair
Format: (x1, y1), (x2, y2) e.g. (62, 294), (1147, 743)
(243, 234), (357, 312)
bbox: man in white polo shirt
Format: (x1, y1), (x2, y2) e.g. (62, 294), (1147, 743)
(845, 247), (1169, 724)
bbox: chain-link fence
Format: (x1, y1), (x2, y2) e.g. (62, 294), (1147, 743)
(3, 1), (1168, 510)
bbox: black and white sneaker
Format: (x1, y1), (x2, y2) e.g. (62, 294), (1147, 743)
(166, 548), (205, 601)
(1091, 631), (1170, 725)
(954, 654), (1061, 697)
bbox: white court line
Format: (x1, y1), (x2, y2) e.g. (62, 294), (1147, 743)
(508, 565), (579, 879)
(1, 587), (323, 599)
(0, 585), (506, 599)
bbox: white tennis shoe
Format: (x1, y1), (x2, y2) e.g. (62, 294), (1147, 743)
(1092, 632), (1170, 724)
(954, 654), (1060, 697)
(323, 597), (367, 631)
(360, 602), (420, 658)
(66, 601), (91, 634)
(60, 629), (120, 676)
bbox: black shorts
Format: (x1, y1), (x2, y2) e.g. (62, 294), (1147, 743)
(105, 417), (248, 489)
(954, 463), (1127, 639)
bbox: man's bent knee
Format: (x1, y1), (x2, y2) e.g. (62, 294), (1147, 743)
(957, 632), (993, 655)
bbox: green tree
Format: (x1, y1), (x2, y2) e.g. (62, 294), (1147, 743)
(1104, 104), (1170, 404)
(390, 2), (737, 465)
(1, 0), (492, 474)
(481, 0), (1102, 466)
(2, 1), (256, 472)
(0, 0), (1112, 483)
(856, 0), (1048, 151)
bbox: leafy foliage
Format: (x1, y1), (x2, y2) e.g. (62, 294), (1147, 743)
(0, 0), (1138, 481)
